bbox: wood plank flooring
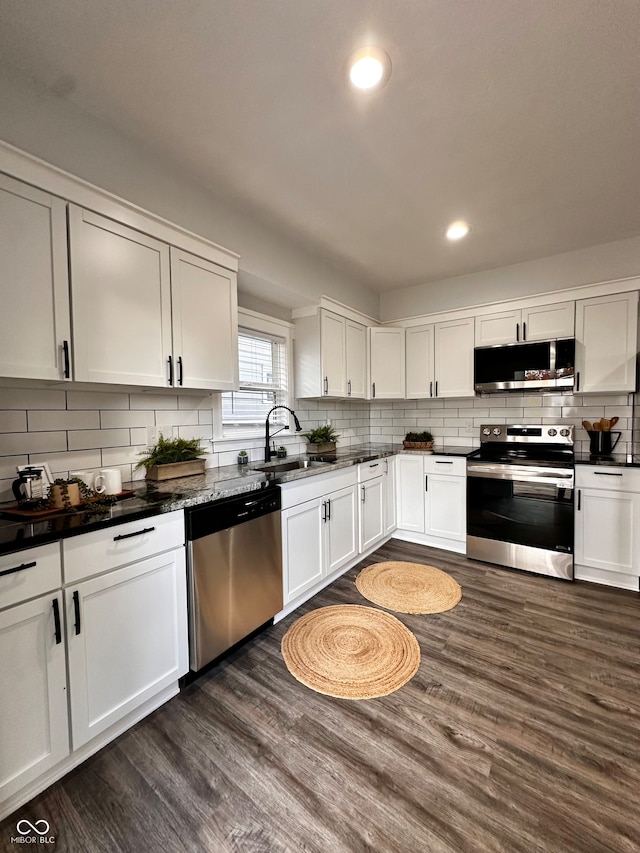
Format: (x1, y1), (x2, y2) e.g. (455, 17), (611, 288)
(2, 539), (639, 852)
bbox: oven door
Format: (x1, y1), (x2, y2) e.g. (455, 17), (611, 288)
(467, 463), (574, 575)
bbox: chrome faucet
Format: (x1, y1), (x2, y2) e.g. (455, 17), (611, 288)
(265, 406), (302, 462)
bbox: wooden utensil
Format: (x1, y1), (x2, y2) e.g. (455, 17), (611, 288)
(600, 418), (611, 431)
(593, 421), (602, 431)
(609, 416), (619, 428)
(582, 420), (593, 431)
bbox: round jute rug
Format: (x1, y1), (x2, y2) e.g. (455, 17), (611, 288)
(281, 604), (420, 700)
(355, 561), (462, 614)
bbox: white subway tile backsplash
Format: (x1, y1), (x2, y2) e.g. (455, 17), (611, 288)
(178, 394), (214, 410)
(0, 388), (66, 410)
(68, 429), (130, 451)
(156, 409), (200, 427)
(0, 411), (27, 432)
(100, 410), (155, 429)
(130, 393), (179, 410)
(28, 410), (100, 432)
(66, 391), (130, 410)
(0, 431), (67, 456)
(130, 428), (148, 445)
(30, 449), (102, 476)
(178, 425), (214, 442)
(0, 455), (29, 479)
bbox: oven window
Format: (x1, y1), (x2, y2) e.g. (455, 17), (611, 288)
(467, 476), (574, 552)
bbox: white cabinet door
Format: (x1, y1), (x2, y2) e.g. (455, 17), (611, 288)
(384, 456), (397, 536)
(575, 488), (638, 575)
(434, 318), (475, 398)
(325, 485), (358, 574)
(359, 476), (385, 552)
(282, 498), (325, 604)
(395, 455), (425, 533)
(370, 327), (406, 399)
(474, 310), (521, 346)
(345, 319), (367, 399)
(0, 593), (69, 801)
(575, 292), (638, 394)
(170, 248), (238, 391)
(69, 206), (172, 386)
(320, 310), (347, 397)
(66, 549), (187, 749)
(406, 325), (435, 399)
(521, 301), (575, 341)
(424, 472), (466, 543)
(0, 174), (70, 381)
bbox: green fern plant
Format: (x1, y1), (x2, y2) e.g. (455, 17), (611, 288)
(135, 435), (206, 471)
(302, 425), (340, 444)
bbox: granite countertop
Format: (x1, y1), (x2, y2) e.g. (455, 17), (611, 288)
(0, 443), (479, 555)
(574, 452), (640, 468)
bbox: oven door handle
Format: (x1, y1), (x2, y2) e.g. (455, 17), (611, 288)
(467, 466), (574, 487)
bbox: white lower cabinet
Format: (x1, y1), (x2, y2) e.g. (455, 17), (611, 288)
(395, 453), (466, 552)
(384, 456), (397, 537)
(575, 466), (640, 590)
(0, 510), (188, 820)
(359, 476), (385, 552)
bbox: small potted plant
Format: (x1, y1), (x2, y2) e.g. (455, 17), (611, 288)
(237, 450), (249, 465)
(403, 431), (434, 451)
(136, 435), (207, 480)
(302, 425), (340, 455)
(276, 446), (287, 459)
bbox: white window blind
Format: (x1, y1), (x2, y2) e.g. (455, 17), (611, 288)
(221, 327), (288, 433)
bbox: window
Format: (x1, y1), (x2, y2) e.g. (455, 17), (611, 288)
(221, 326), (289, 434)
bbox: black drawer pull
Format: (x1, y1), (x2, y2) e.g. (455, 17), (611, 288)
(368, 463), (379, 468)
(73, 590), (81, 635)
(52, 597), (62, 645)
(62, 340), (70, 378)
(113, 526), (156, 541)
(435, 460), (453, 465)
(593, 472), (623, 477)
(425, 475), (429, 492)
(0, 560), (36, 578)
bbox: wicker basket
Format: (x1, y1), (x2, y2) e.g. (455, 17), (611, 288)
(402, 441), (434, 450)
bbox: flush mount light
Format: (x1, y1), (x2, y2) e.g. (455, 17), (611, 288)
(446, 220), (471, 241)
(347, 46), (392, 91)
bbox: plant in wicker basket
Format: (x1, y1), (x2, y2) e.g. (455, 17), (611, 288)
(403, 430), (434, 450)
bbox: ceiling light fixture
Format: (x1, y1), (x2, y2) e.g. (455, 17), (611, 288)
(347, 46), (391, 91)
(446, 220), (471, 241)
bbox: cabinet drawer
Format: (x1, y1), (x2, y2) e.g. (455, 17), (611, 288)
(424, 456), (466, 477)
(280, 467), (357, 509)
(0, 542), (62, 610)
(358, 459), (386, 483)
(575, 466), (640, 493)
(63, 509), (184, 584)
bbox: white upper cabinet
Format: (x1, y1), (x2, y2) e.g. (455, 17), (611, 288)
(475, 302), (575, 346)
(295, 309), (366, 399)
(369, 327), (405, 399)
(0, 174), (71, 381)
(434, 318), (475, 398)
(405, 325), (435, 399)
(69, 206), (238, 389)
(575, 292), (638, 394)
(170, 248), (238, 391)
(69, 206), (173, 386)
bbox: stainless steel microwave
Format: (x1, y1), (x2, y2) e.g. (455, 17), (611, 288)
(474, 338), (575, 392)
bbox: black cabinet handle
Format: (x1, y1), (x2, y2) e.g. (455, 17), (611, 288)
(0, 560), (36, 578)
(516, 322), (520, 342)
(73, 590), (81, 636)
(113, 526), (156, 542)
(322, 500), (327, 522)
(177, 356), (183, 386)
(429, 380), (433, 397)
(372, 382), (376, 398)
(168, 355), (174, 385)
(361, 485), (366, 503)
(593, 472), (623, 477)
(347, 379), (351, 397)
(577, 490), (581, 511)
(425, 475), (429, 492)
(435, 460), (453, 465)
(62, 340), (70, 378)
(52, 597), (62, 645)
(327, 498), (331, 520)
(435, 381), (438, 397)
(324, 376), (328, 395)
(576, 371), (580, 392)
(522, 321), (527, 341)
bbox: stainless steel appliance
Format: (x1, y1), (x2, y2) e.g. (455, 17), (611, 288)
(186, 486), (282, 671)
(467, 424), (574, 579)
(474, 338), (575, 393)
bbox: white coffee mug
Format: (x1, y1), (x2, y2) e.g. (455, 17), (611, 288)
(70, 470), (95, 490)
(94, 468), (122, 496)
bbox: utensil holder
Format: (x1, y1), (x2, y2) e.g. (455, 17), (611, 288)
(588, 430), (621, 456)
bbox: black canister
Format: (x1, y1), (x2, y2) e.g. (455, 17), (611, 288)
(588, 430), (621, 456)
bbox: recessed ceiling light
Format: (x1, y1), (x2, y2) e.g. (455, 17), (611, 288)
(347, 46), (391, 91)
(446, 220), (471, 241)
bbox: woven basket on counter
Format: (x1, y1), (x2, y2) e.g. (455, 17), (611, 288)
(402, 441), (434, 450)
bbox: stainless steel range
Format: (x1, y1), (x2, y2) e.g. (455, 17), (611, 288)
(466, 424), (574, 580)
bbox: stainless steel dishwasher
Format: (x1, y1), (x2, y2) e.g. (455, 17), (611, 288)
(185, 485), (282, 672)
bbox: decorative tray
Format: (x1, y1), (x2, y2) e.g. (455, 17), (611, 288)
(0, 490), (136, 520)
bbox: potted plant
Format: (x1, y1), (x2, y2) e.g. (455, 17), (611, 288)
(403, 431), (434, 451)
(136, 435), (207, 480)
(302, 425), (340, 455)
(237, 450), (249, 465)
(276, 446), (287, 459)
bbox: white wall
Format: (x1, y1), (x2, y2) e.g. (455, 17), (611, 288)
(380, 237), (640, 321)
(0, 63), (379, 319)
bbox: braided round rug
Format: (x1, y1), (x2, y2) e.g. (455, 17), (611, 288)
(356, 561), (462, 614)
(281, 604), (420, 700)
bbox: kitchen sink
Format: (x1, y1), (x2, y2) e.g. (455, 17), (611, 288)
(255, 460), (330, 474)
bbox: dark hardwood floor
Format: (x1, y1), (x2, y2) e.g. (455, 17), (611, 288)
(2, 539), (639, 853)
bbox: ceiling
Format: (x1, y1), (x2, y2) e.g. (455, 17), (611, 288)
(0, 0), (639, 292)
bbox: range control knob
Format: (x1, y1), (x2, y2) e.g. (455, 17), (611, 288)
(560, 428), (571, 437)
(482, 428), (491, 436)
(493, 427), (502, 436)
(548, 428), (558, 436)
